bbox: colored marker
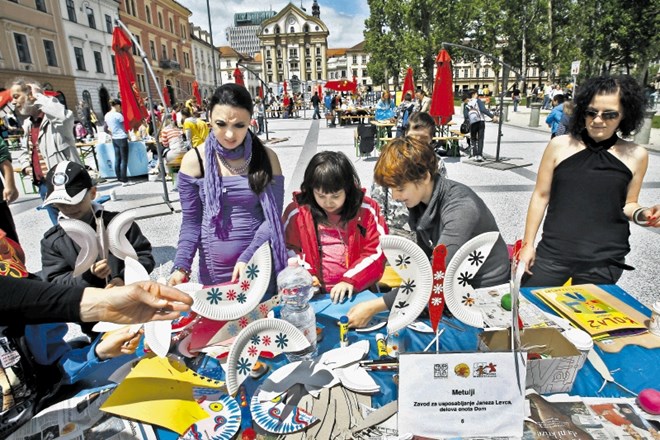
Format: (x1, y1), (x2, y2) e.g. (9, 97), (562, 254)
(339, 315), (349, 347)
(376, 333), (388, 358)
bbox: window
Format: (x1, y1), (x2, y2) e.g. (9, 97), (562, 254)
(161, 44), (167, 60)
(87, 9), (96, 29)
(169, 18), (174, 34)
(111, 55), (115, 74)
(341, 70), (346, 77)
(266, 49), (271, 58)
(226, 60), (231, 68)
(352, 56), (357, 64)
(158, 12), (163, 29)
(352, 69), (357, 78)
(172, 48), (177, 62)
(317, 72), (321, 80)
(278, 63), (282, 71)
(267, 62), (272, 70)
(277, 49), (282, 58)
(316, 47), (321, 55)
(306, 61), (310, 69)
(74, 47), (86, 70)
(35, 0), (46, 12)
(137, 74), (145, 92)
(484, 68), (489, 78)
(105, 14), (112, 33)
(43, 40), (57, 66)
(475, 68), (480, 78)
(463, 68), (469, 78)
(132, 35), (140, 56)
(289, 26), (294, 33)
(14, 33), (31, 63)
(93, 51), (103, 72)
(66, 0), (76, 22)
(289, 48), (297, 58)
(145, 6), (151, 24)
(150, 41), (156, 60)
(306, 73), (310, 81)
(290, 62), (298, 70)
(183, 52), (189, 68)
(274, 25), (280, 34)
(180, 24), (185, 38)
(268, 74), (272, 83)
(130, 0), (136, 16)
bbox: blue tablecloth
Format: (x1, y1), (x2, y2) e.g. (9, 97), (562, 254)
(153, 285), (657, 439)
(95, 141), (149, 178)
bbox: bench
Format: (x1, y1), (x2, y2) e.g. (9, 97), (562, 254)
(432, 136), (464, 157)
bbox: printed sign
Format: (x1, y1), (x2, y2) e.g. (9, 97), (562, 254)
(571, 60), (581, 75)
(398, 352), (525, 438)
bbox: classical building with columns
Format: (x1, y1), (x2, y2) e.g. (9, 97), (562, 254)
(257, 1), (329, 95)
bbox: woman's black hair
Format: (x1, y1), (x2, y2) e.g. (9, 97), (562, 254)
(209, 84), (272, 194)
(569, 75), (646, 138)
(296, 151), (364, 225)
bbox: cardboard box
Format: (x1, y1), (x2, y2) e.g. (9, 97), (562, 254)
(478, 327), (582, 394)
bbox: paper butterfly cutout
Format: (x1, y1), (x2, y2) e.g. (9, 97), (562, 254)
(380, 235), (433, 334)
(225, 318), (310, 396)
(443, 231), (500, 327)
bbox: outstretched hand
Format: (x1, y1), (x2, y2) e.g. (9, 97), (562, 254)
(81, 281), (193, 324)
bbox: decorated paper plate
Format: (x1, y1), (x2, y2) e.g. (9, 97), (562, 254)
(106, 210), (139, 261)
(380, 235), (433, 334)
(183, 390), (241, 440)
(250, 389), (319, 434)
(191, 242), (271, 321)
(225, 318), (310, 396)
(59, 218), (99, 277)
(144, 319), (173, 357)
(443, 231), (499, 327)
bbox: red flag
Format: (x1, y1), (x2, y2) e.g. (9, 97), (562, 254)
(112, 26), (147, 131)
(233, 67), (244, 86)
(429, 49), (454, 125)
(429, 244), (447, 333)
(401, 67), (415, 101)
(192, 80), (202, 106)
(258, 86), (263, 98)
(162, 86), (171, 108)
(324, 80), (357, 93)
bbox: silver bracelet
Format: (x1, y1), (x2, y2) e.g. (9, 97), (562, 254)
(633, 207), (647, 225)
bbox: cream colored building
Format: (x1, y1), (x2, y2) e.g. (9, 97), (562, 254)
(0, 0), (76, 104)
(257, 2), (329, 94)
(190, 24), (220, 100)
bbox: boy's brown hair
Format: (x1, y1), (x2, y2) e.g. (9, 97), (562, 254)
(374, 136), (438, 188)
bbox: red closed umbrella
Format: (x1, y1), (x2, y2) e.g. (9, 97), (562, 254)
(429, 49), (454, 125)
(283, 80), (288, 96)
(162, 86), (170, 108)
(317, 85), (322, 97)
(192, 80), (202, 106)
(112, 26), (147, 131)
(258, 86), (263, 98)
(401, 67), (415, 101)
(233, 67), (244, 86)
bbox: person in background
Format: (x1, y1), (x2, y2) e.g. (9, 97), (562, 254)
(520, 75), (659, 287)
(555, 101), (574, 136)
(415, 89), (432, 114)
(395, 92), (416, 138)
(181, 107), (209, 148)
(311, 91), (321, 120)
(283, 151), (387, 303)
(0, 137), (19, 242)
(103, 99), (131, 186)
(347, 137), (510, 328)
(74, 120), (88, 142)
(464, 89), (494, 162)
(512, 86), (521, 112)
(255, 97), (265, 135)
(12, 79), (82, 224)
(545, 93), (566, 139)
(169, 84), (287, 288)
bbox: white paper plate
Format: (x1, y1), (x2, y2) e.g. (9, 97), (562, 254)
(124, 256), (150, 285)
(144, 320), (173, 357)
(443, 231), (499, 327)
(59, 218), (98, 277)
(191, 242), (271, 321)
(106, 209), (138, 261)
(225, 318), (310, 396)
(333, 362), (380, 394)
(250, 388), (319, 434)
(380, 235), (433, 334)
(182, 391), (241, 440)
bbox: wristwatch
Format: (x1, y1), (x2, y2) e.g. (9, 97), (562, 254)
(171, 265), (191, 279)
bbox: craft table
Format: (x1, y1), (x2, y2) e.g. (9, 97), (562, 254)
(372, 119), (396, 151)
(95, 141), (150, 178)
(76, 141), (99, 170)
(123, 285), (660, 438)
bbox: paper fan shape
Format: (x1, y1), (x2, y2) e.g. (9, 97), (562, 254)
(443, 231), (500, 327)
(107, 210), (138, 261)
(59, 218), (99, 277)
(191, 242), (272, 321)
(124, 256), (150, 285)
(183, 390), (241, 440)
(144, 320), (173, 357)
(250, 390), (319, 434)
(381, 235), (433, 334)
(225, 318), (310, 396)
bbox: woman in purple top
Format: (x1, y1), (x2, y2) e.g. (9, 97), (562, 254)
(168, 84), (288, 287)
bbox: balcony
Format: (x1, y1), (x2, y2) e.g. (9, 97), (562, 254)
(160, 59), (181, 71)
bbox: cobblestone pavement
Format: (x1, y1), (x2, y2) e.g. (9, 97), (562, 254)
(9, 107), (659, 308)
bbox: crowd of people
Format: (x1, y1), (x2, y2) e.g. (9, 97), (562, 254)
(0, 74), (658, 436)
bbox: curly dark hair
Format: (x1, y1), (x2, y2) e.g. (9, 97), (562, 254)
(569, 75), (646, 138)
(296, 151), (363, 225)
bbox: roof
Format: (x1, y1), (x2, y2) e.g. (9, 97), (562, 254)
(347, 41), (365, 52)
(218, 46), (252, 60)
(327, 48), (347, 58)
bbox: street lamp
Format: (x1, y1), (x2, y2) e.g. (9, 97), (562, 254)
(206, 0), (218, 88)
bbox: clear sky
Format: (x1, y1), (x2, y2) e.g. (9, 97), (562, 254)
(182, 0), (369, 49)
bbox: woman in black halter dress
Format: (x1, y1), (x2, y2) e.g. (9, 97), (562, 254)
(521, 75), (659, 287)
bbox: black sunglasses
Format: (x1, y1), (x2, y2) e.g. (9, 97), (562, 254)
(585, 109), (620, 120)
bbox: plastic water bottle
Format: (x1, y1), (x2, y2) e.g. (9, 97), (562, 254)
(277, 257), (318, 361)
